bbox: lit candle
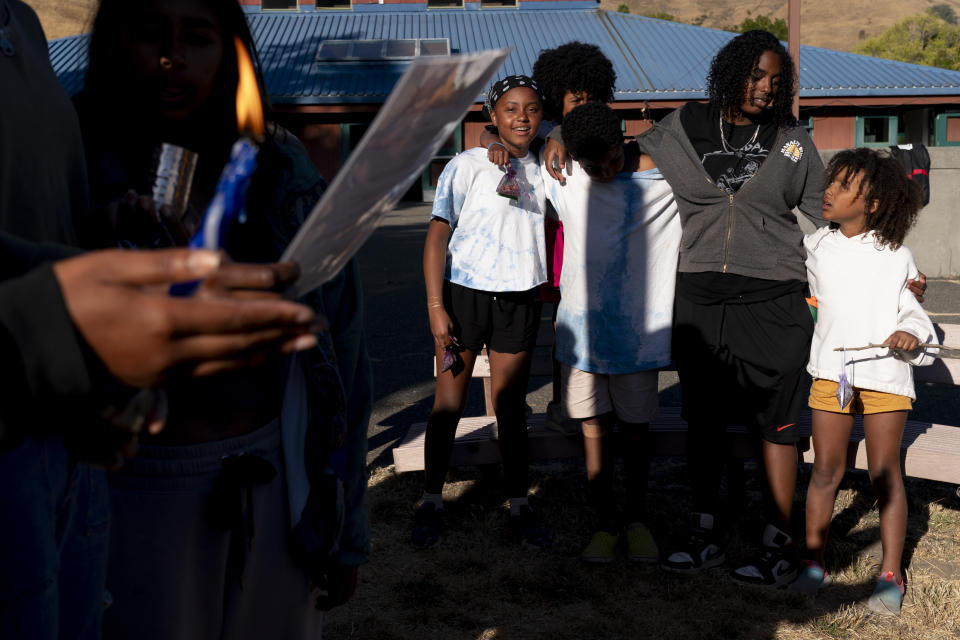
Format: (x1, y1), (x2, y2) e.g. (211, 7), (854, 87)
(172, 36), (264, 295)
(188, 137), (258, 252)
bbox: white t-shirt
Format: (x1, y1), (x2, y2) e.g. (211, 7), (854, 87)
(544, 156), (681, 374)
(805, 227), (938, 399)
(431, 148), (547, 292)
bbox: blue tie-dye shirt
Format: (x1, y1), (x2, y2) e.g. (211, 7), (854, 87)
(431, 148), (547, 292)
(545, 158), (681, 374)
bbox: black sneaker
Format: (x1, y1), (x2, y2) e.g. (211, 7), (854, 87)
(411, 502), (442, 549)
(509, 505), (554, 549)
(731, 523), (800, 588)
(661, 512), (726, 574)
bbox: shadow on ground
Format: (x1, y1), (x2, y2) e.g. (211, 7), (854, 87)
(345, 207), (960, 639)
(327, 454), (960, 640)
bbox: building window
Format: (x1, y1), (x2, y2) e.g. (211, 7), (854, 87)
(934, 112), (960, 147)
(315, 0), (351, 8)
(427, 0), (464, 8)
(855, 115), (903, 147)
(481, 0), (517, 6)
(339, 123), (371, 165)
(422, 128), (462, 201)
(316, 38), (450, 62)
(798, 116), (813, 136)
(262, 0), (297, 9)
(862, 116), (893, 144)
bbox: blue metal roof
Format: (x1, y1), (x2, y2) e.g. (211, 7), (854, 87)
(48, 8), (960, 105)
(48, 32), (88, 97)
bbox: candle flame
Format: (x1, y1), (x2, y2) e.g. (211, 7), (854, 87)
(234, 36), (264, 138)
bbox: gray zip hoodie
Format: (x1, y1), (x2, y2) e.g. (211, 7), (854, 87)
(636, 107), (826, 282)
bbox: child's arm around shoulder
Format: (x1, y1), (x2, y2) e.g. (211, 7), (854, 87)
(478, 126), (510, 167)
(543, 125), (572, 185)
(537, 147), (566, 222)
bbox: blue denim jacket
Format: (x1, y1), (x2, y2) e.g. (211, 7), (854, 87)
(257, 138), (373, 570)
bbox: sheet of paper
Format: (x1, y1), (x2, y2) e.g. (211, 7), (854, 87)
(281, 48), (509, 298)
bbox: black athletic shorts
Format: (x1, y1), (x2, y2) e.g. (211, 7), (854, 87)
(444, 282), (541, 354)
(672, 288), (814, 444)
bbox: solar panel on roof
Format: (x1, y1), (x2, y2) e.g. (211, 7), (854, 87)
(352, 40), (384, 59)
(314, 37), (450, 62)
(384, 40), (417, 58)
(316, 40), (351, 60)
(420, 39), (450, 56)
(48, 10), (960, 104)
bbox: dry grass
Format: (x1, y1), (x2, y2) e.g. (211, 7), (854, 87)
(27, 0), (960, 53)
(602, 0), (960, 54)
(24, 0), (96, 39)
(325, 459), (960, 640)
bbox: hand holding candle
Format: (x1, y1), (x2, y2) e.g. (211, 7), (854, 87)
(186, 138), (258, 252)
(172, 36), (265, 296)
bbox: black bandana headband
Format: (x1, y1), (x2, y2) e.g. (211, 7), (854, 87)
(485, 75), (542, 115)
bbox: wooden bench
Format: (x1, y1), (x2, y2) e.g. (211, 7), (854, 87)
(393, 322), (960, 486)
(799, 322), (960, 485)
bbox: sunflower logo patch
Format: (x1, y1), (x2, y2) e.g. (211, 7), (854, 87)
(781, 140), (803, 163)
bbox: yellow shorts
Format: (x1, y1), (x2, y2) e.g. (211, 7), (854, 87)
(808, 379), (912, 415)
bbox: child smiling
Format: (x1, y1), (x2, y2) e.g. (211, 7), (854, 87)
(415, 75), (552, 549)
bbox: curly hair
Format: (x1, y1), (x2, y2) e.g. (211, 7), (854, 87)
(532, 42), (616, 121)
(826, 148), (924, 250)
(562, 102), (622, 160)
(707, 30), (796, 128)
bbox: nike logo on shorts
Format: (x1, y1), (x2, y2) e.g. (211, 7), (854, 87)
(776, 423), (795, 432)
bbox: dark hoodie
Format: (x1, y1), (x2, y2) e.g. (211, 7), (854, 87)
(636, 105), (826, 283)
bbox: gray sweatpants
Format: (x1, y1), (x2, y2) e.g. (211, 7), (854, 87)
(102, 420), (322, 640)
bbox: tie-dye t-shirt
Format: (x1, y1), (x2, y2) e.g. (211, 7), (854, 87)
(431, 148), (547, 292)
(545, 159), (681, 374)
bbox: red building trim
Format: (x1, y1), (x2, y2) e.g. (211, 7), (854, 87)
(799, 96), (960, 107)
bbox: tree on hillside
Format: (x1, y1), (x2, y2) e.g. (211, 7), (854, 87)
(728, 14), (788, 40)
(930, 3), (958, 25)
(855, 12), (960, 70)
(643, 10), (675, 20)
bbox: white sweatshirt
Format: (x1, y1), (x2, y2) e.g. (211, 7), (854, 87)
(805, 227), (938, 400)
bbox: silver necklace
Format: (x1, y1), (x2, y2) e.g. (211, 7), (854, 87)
(719, 115), (760, 157)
